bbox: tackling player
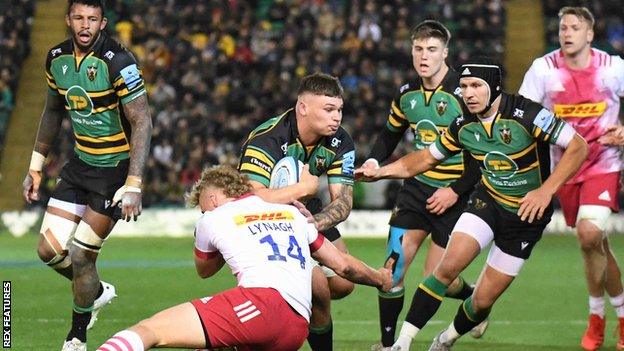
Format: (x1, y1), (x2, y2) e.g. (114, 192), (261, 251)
(96, 165), (392, 351)
(357, 58), (588, 350)
(22, 1), (151, 350)
(519, 7), (624, 350)
(360, 21), (483, 350)
(238, 72), (356, 350)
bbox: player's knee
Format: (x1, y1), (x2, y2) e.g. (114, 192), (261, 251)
(328, 278), (354, 300)
(470, 292), (495, 313)
(37, 240), (56, 263)
(434, 259), (462, 284)
(577, 220), (604, 251)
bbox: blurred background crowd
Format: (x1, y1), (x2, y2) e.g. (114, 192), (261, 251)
(3, 0), (624, 208)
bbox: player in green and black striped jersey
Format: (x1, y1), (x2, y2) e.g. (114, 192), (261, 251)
(361, 21), (481, 350)
(238, 73), (355, 351)
(357, 57), (588, 350)
(21, 1), (152, 349)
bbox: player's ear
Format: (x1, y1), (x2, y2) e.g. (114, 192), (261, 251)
(296, 98), (307, 117)
(100, 17), (108, 30)
(442, 46), (448, 60)
(65, 14), (71, 27)
(587, 28), (594, 43)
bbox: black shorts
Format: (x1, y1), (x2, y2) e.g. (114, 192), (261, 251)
(389, 178), (469, 248)
(305, 197), (341, 242)
(51, 154), (128, 220)
(464, 186), (553, 260)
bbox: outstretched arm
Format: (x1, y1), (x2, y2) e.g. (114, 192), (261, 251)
(356, 148), (441, 182)
(312, 237), (392, 291)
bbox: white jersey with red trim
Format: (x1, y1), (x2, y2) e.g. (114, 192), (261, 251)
(519, 48), (624, 183)
(194, 194), (323, 322)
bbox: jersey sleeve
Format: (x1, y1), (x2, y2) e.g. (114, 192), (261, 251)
(518, 59), (546, 103)
(238, 136), (279, 187)
(526, 106), (576, 148)
(109, 50), (146, 105)
(612, 55), (624, 97)
(449, 150), (480, 196)
(430, 116), (463, 160)
(326, 133), (355, 186)
(45, 50), (62, 97)
(193, 216), (220, 260)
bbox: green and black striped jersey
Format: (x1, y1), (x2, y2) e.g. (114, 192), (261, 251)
(370, 70), (471, 189)
(45, 31), (146, 167)
(238, 109), (355, 187)
(432, 93), (574, 213)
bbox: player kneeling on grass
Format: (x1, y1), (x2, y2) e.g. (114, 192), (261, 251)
(356, 57), (588, 350)
(97, 166), (392, 351)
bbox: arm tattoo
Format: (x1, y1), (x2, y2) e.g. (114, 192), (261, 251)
(34, 92), (65, 155)
(314, 184), (353, 231)
(122, 94), (152, 178)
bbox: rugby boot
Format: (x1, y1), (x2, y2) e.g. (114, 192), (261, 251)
(580, 314), (605, 351)
(87, 281), (117, 330)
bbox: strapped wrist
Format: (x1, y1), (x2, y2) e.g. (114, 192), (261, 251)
(125, 175), (142, 188)
(29, 151), (46, 171)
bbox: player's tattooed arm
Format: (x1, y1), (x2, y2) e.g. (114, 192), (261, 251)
(313, 183), (353, 231)
(123, 94), (152, 178)
(33, 91), (66, 155)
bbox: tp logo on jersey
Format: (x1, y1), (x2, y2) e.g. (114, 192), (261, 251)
(483, 151), (518, 179)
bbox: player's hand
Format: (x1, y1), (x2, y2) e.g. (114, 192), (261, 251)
(354, 166), (382, 182)
(598, 125), (624, 146)
(22, 170), (42, 203)
(112, 186), (142, 222)
(518, 187), (553, 223)
(426, 187), (458, 215)
(292, 200), (317, 226)
(299, 165), (319, 198)
(377, 267), (393, 292)
(361, 158), (380, 170)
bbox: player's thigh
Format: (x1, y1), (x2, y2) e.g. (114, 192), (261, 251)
(133, 301), (206, 349)
(38, 177), (88, 260)
(423, 242), (446, 276)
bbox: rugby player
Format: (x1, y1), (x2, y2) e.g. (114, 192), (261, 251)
(238, 72), (356, 350)
(360, 21), (484, 350)
(22, 1), (151, 350)
(519, 7), (624, 350)
(356, 58), (588, 350)
(96, 165), (392, 351)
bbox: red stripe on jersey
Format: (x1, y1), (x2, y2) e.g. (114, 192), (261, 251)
(309, 233), (326, 253)
(195, 247), (219, 260)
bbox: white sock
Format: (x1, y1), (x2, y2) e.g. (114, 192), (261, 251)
(97, 330), (145, 351)
(589, 296), (605, 318)
(439, 323), (461, 344)
(610, 293), (624, 318)
(392, 322), (420, 349)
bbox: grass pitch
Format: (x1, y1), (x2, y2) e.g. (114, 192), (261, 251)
(1, 233), (620, 350)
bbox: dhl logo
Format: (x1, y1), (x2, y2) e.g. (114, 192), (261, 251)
(553, 101), (606, 118)
(234, 211), (294, 225)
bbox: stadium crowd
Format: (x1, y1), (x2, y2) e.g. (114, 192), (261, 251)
(37, 0), (505, 207)
(0, 0), (34, 156)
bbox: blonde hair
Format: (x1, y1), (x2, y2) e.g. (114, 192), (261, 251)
(185, 165), (252, 207)
(558, 6), (595, 28)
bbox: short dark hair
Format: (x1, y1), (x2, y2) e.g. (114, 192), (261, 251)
(411, 20), (451, 46)
(67, 0), (106, 14)
(297, 73), (344, 98)
(558, 6), (594, 29)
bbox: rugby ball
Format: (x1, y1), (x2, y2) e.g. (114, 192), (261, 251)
(269, 156), (304, 189)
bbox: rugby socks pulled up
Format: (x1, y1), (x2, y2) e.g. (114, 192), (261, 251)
(308, 320), (333, 351)
(590, 295), (605, 318)
(378, 287), (405, 347)
(453, 296), (491, 335)
(66, 304), (93, 342)
(610, 293), (624, 318)
(445, 276), (474, 301)
(97, 330), (145, 351)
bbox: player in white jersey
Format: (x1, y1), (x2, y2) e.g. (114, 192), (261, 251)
(519, 6), (624, 351)
(96, 166), (392, 351)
